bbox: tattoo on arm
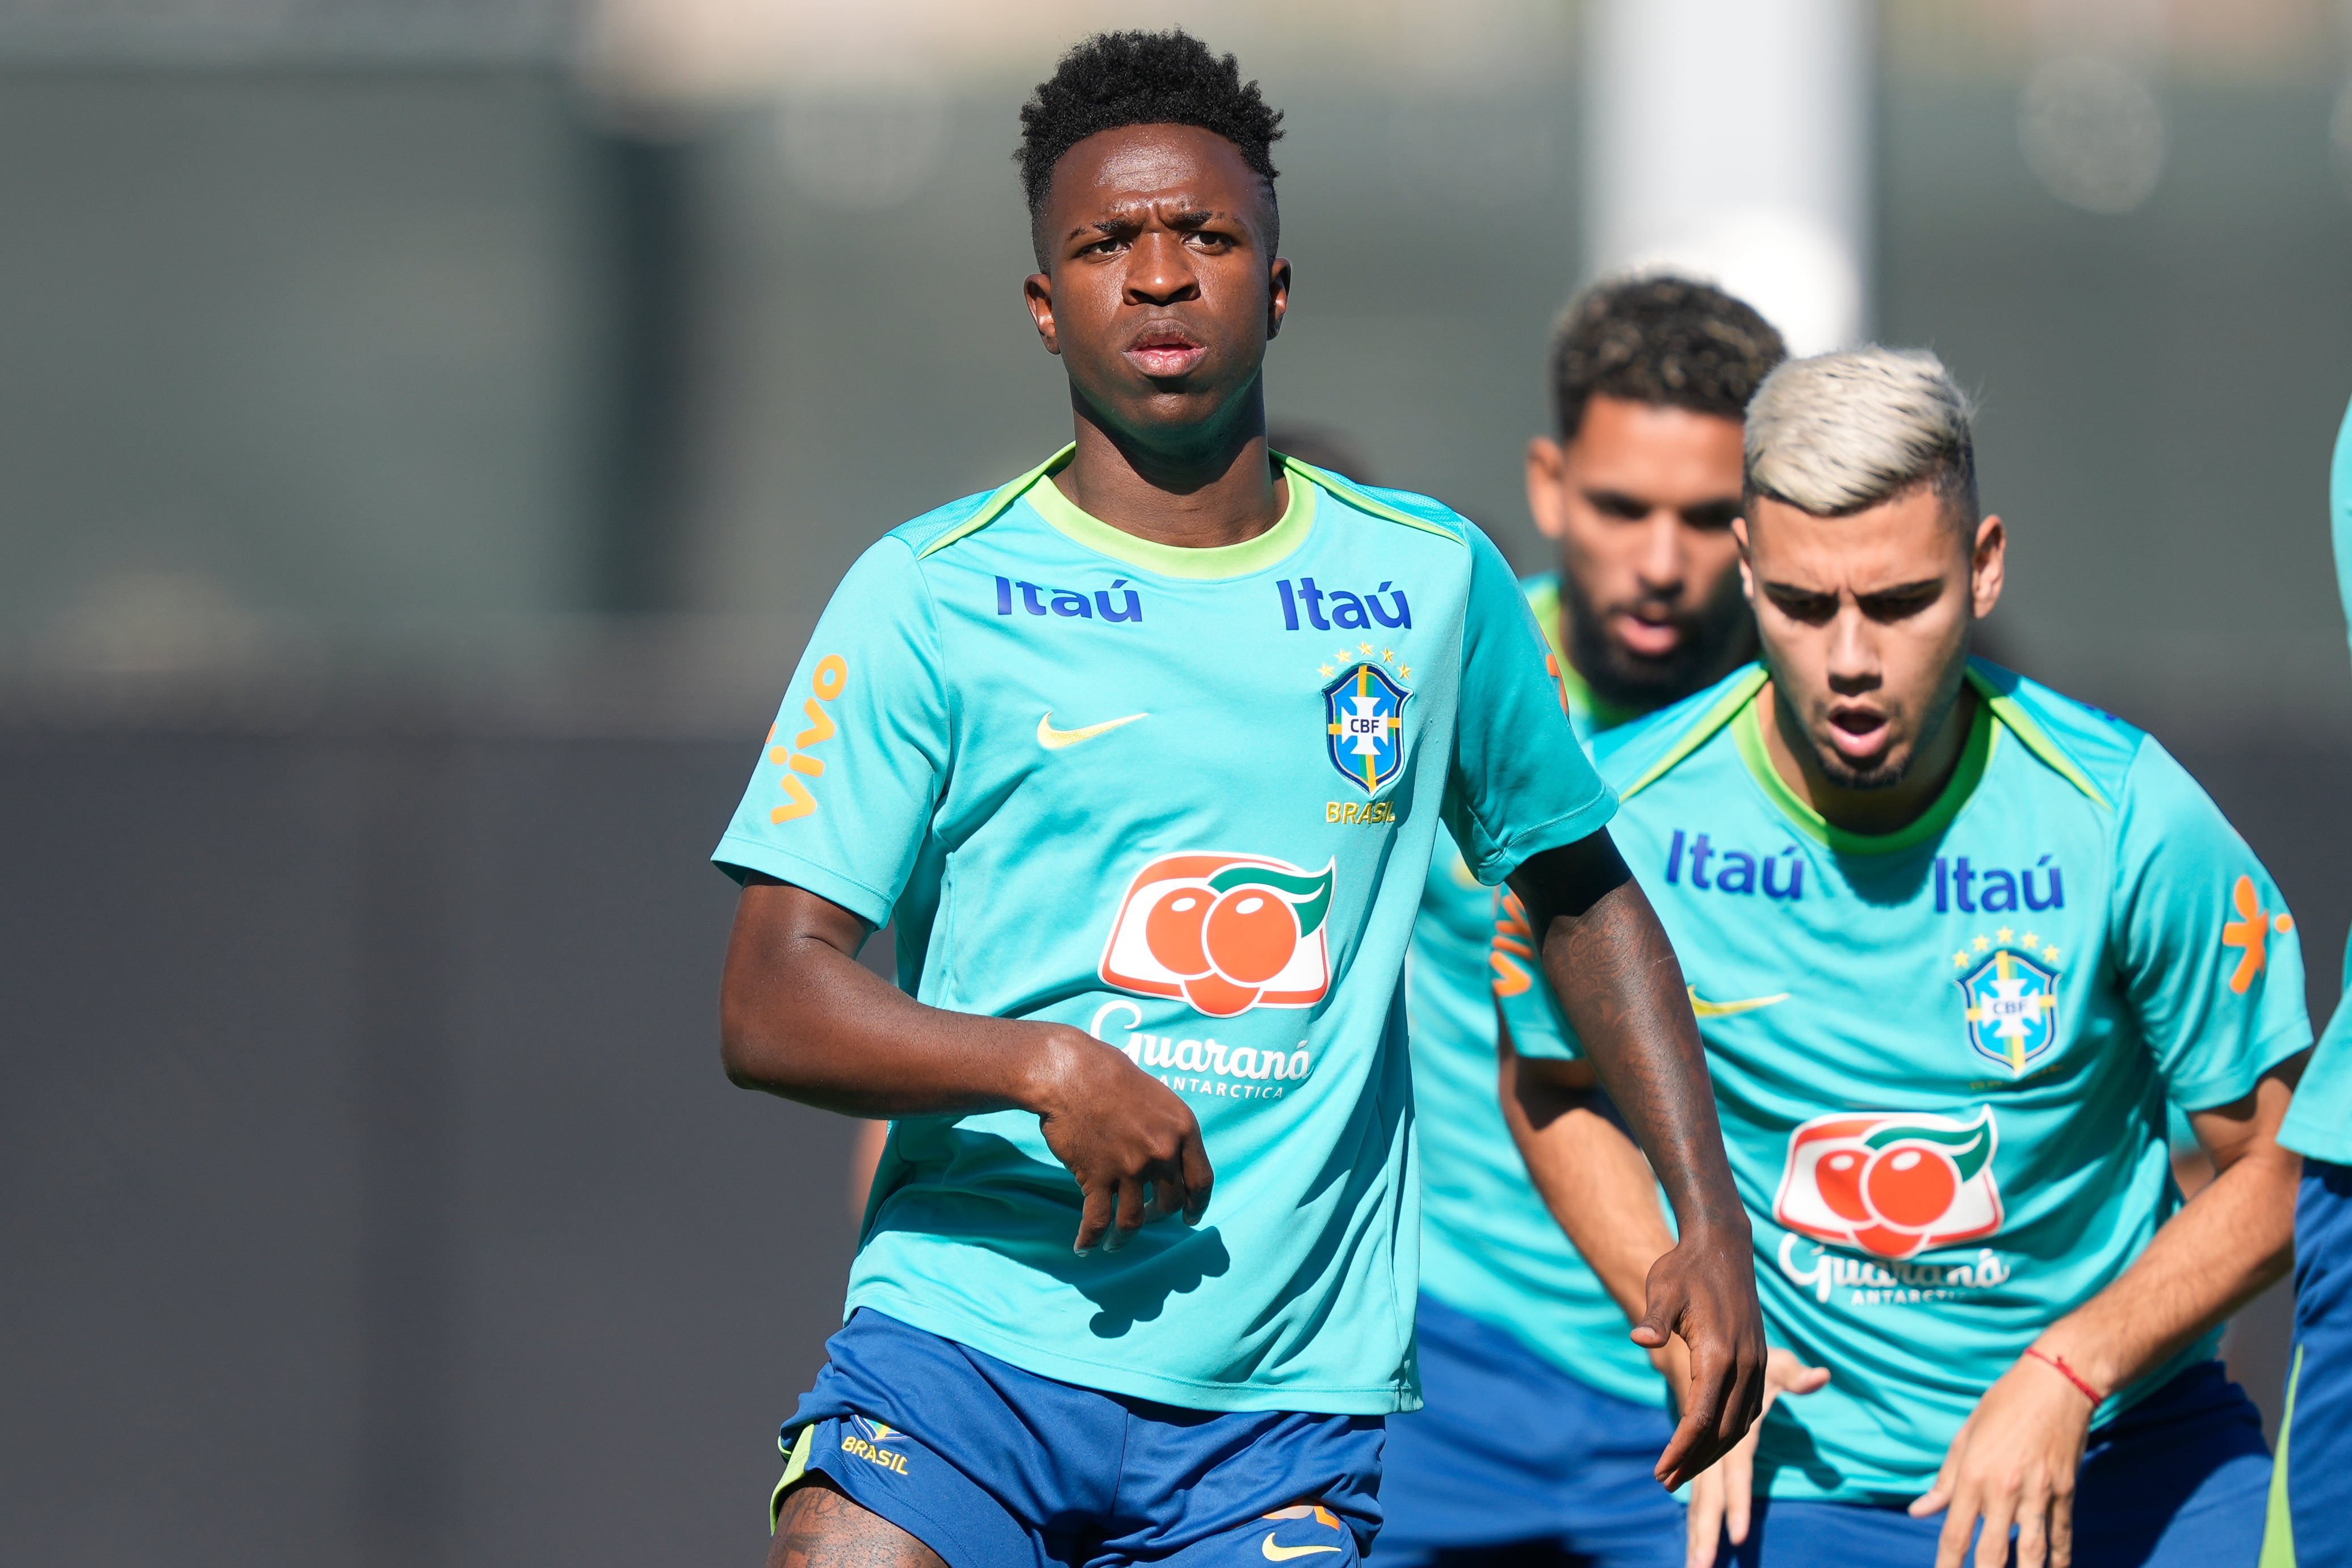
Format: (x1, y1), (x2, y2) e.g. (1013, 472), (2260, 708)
(770, 1478), (946, 1568)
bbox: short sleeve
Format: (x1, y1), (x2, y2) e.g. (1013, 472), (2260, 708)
(1490, 886), (1586, 1063)
(2111, 738), (2313, 1113)
(711, 538), (950, 928)
(1444, 530), (1617, 883)
(2280, 998), (2352, 1163)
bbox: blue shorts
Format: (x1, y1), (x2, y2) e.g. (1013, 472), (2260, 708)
(1726, 1361), (2269, 1567)
(1377, 1293), (1683, 1568)
(773, 1309), (1386, 1568)
(2268, 1159), (2352, 1567)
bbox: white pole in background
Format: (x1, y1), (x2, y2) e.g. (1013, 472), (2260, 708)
(1583, 0), (1872, 354)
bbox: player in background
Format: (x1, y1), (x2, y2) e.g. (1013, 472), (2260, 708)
(1378, 277), (1787, 1568)
(1500, 348), (2311, 1567)
(714, 32), (1763, 1568)
(2261, 395), (2352, 1568)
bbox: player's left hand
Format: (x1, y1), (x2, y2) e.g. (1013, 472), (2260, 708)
(1634, 1218), (1767, 1490)
(1910, 1350), (2096, 1568)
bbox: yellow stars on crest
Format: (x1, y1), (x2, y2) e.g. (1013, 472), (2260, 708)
(1953, 930), (2064, 969)
(1320, 645), (1410, 682)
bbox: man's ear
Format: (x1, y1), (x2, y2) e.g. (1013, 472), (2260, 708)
(1732, 515), (1756, 601)
(1266, 257), (1291, 341)
(1023, 271), (1060, 357)
(1525, 437), (1568, 540)
(1971, 514), (2006, 619)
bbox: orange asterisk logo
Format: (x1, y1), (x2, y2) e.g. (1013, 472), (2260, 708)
(2221, 875), (2294, 995)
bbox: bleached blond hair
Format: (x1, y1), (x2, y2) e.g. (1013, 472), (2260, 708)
(1743, 346), (1978, 525)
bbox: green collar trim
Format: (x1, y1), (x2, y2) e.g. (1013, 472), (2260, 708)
(916, 445), (1074, 560)
(915, 446), (1461, 575)
(1282, 455), (1465, 544)
(1965, 662), (2111, 808)
(1619, 666), (1771, 801)
(1732, 685), (1998, 856)
(1523, 575), (1642, 732)
(1024, 452), (1315, 578)
(1523, 576), (1567, 665)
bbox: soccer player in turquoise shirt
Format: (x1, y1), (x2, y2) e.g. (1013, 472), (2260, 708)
(708, 33), (1763, 1568)
(2263, 394), (2352, 1568)
(1500, 347), (2311, 1567)
(1380, 278), (1787, 1568)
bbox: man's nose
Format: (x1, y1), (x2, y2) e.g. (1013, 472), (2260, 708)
(1826, 607), (1880, 690)
(1634, 512), (1685, 594)
(1125, 230), (1200, 306)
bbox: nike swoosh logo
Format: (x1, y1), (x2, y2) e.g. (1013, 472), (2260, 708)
(1261, 1539), (1342, 1562)
(1037, 710), (1149, 749)
(1688, 986), (1789, 1019)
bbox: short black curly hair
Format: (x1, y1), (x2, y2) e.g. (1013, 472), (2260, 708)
(1550, 275), (1788, 443)
(1015, 30), (1284, 263)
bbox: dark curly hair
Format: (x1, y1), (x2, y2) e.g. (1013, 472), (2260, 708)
(1550, 275), (1788, 443)
(1014, 30), (1284, 263)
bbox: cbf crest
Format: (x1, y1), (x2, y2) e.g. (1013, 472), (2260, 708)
(1952, 937), (2061, 1075)
(1323, 660), (1409, 795)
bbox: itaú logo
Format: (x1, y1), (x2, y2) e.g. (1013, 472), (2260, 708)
(1099, 852), (1335, 1017)
(1772, 1108), (2003, 1260)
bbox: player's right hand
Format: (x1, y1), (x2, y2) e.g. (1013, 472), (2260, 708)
(1026, 1027), (1214, 1255)
(1635, 1218), (1768, 1490)
(1683, 1348), (1829, 1567)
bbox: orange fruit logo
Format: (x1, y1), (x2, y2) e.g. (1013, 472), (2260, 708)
(1100, 853), (1336, 1017)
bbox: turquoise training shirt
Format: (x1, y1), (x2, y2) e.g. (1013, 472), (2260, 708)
(1498, 660), (2311, 1501)
(714, 448), (1616, 1414)
(2279, 393), (2352, 1166)
(1409, 571), (1671, 1411)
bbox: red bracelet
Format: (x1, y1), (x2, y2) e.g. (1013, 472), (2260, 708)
(2023, 1346), (2102, 1405)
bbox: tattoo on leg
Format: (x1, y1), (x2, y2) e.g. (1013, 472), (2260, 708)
(768, 1477), (946, 1568)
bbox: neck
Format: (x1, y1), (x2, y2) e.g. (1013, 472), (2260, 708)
(1054, 380), (1284, 548)
(1760, 675), (1977, 837)
(1552, 595), (1747, 731)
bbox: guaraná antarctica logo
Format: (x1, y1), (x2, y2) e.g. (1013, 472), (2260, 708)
(1099, 852), (1336, 1018)
(1774, 1107), (2004, 1260)
(1951, 932), (2062, 1075)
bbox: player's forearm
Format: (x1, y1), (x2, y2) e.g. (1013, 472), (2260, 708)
(2036, 1133), (2298, 1395)
(1520, 861), (1746, 1238)
(719, 879), (1076, 1118)
(1498, 1037), (1678, 1324)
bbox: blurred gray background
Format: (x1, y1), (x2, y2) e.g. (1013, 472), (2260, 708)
(3, 2), (2349, 1563)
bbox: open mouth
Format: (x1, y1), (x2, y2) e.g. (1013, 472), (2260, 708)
(1124, 324), (1207, 378)
(1826, 705), (1892, 761)
(1613, 609), (1684, 659)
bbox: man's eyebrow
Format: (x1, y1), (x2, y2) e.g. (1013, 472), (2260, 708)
(1758, 576), (1943, 599)
(1077, 204), (1223, 238)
